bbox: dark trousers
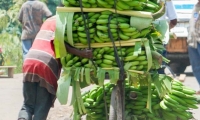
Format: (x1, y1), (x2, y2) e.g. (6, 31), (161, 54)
(18, 82), (55, 120)
(188, 44), (200, 85)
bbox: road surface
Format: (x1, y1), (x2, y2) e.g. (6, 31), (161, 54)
(0, 66), (199, 120)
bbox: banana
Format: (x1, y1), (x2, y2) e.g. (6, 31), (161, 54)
(95, 59), (102, 64)
(159, 100), (171, 111)
(93, 35), (104, 43)
(103, 54), (115, 61)
(97, 30), (109, 39)
(88, 0), (96, 4)
(60, 57), (66, 66)
(82, 2), (91, 8)
(96, 25), (108, 31)
(72, 56), (79, 63)
(168, 94), (187, 105)
(66, 60), (74, 67)
(96, 19), (108, 24)
(96, 54), (102, 59)
(81, 58), (89, 64)
(78, 32), (94, 38)
(99, 14), (110, 19)
(116, 5), (124, 11)
(101, 10), (113, 15)
(164, 95), (179, 105)
(118, 23), (130, 29)
(66, 53), (73, 61)
(103, 46), (110, 51)
(182, 87), (196, 95)
(90, 13), (101, 19)
(103, 59), (113, 65)
(62, 0), (70, 6)
(119, 32), (130, 40)
(100, 63), (113, 68)
(116, 1), (131, 10)
(139, 27), (151, 37)
(98, 49), (105, 54)
(109, 24), (118, 29)
(135, 56), (146, 61)
(125, 47), (135, 54)
(131, 32), (141, 39)
(79, 37), (87, 44)
(171, 90), (186, 98)
(124, 55), (137, 61)
(74, 62), (81, 67)
(121, 27), (137, 33)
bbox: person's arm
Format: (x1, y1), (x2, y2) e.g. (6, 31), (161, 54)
(166, 1), (177, 29)
(65, 42), (93, 59)
(169, 19), (177, 29)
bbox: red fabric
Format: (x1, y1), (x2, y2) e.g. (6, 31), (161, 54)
(23, 16), (61, 93)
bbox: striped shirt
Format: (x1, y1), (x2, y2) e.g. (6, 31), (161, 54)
(18, 0), (52, 40)
(23, 16), (61, 95)
(188, 3), (200, 48)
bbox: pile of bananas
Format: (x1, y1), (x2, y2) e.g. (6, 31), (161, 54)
(62, 0), (160, 12)
(62, 46), (148, 71)
(65, 11), (151, 45)
(80, 79), (198, 120)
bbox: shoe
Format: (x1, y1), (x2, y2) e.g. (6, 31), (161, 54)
(18, 118), (26, 120)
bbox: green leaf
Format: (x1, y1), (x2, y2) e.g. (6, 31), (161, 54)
(97, 67), (106, 86)
(154, 20), (169, 44)
(67, 12), (74, 46)
(130, 16), (153, 30)
(146, 73), (152, 113)
(54, 12), (68, 58)
(56, 71), (71, 105)
(144, 40), (152, 71)
(74, 67), (81, 81)
(134, 41), (141, 56)
(124, 62), (133, 71)
(80, 67), (85, 82)
(85, 68), (91, 85)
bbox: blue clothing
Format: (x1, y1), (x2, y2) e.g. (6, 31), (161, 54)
(188, 43), (200, 85)
(18, 82), (55, 120)
(22, 39), (34, 60)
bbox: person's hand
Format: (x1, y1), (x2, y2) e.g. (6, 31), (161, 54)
(80, 49), (93, 59)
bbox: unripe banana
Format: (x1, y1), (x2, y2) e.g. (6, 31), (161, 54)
(96, 25), (108, 31)
(116, 1), (131, 10)
(101, 10), (113, 15)
(118, 23), (130, 29)
(96, 19), (109, 24)
(90, 13), (101, 19)
(121, 27), (137, 32)
(93, 35), (104, 43)
(100, 63), (113, 68)
(79, 37), (87, 45)
(103, 54), (115, 61)
(99, 14), (110, 19)
(119, 32), (130, 40)
(103, 59), (113, 65)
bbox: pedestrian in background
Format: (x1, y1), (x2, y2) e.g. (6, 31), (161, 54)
(18, 0), (52, 60)
(17, 16), (93, 120)
(187, 0), (200, 94)
(157, 0), (177, 74)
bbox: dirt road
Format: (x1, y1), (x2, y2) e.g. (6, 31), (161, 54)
(0, 66), (199, 120)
